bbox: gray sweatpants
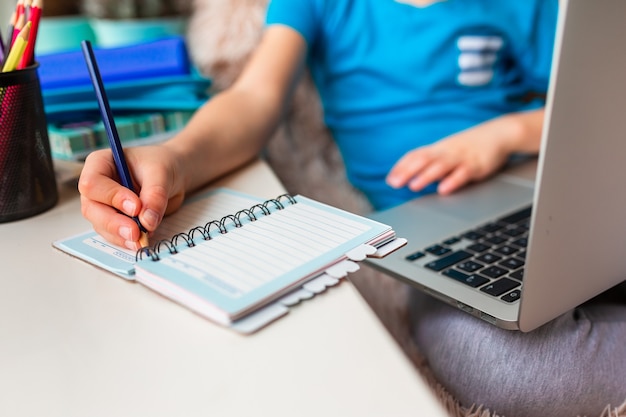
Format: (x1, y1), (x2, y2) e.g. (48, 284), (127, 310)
(409, 282), (626, 417)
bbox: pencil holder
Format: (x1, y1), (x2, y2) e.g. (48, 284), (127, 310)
(0, 64), (58, 222)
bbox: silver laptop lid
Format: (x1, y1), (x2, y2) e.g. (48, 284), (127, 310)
(520, 0), (626, 331)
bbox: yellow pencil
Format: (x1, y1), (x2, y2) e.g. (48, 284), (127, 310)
(2, 21), (30, 72)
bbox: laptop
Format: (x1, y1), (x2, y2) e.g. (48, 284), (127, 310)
(365, 0), (626, 332)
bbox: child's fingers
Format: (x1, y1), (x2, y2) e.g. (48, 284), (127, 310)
(80, 195), (143, 251)
(78, 150), (142, 217)
(437, 165), (472, 195)
(387, 149), (433, 188)
(407, 160), (453, 192)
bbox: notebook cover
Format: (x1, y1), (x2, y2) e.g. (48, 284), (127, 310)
(42, 74), (212, 116)
(37, 36), (192, 90)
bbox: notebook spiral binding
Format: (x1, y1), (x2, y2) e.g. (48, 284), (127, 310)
(135, 194), (298, 262)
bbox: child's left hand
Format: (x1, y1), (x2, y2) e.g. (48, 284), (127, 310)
(386, 111), (542, 195)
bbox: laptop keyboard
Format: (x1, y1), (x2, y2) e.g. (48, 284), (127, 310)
(404, 206), (532, 303)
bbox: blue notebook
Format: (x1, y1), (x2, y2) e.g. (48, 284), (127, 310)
(53, 189), (405, 333)
(37, 36), (192, 90)
(42, 74), (212, 118)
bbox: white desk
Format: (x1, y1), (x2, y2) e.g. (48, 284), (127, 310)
(0, 159), (447, 417)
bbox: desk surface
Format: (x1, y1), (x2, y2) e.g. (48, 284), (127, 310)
(0, 159), (447, 417)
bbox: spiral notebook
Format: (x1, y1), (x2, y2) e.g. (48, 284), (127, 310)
(54, 188), (405, 333)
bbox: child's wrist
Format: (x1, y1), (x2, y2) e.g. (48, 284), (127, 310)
(500, 110), (544, 154)
(498, 113), (533, 154)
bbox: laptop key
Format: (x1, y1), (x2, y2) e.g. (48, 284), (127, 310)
(462, 231), (485, 241)
(485, 235), (507, 245)
(443, 269), (489, 288)
(510, 269), (524, 281)
(481, 265), (509, 279)
(501, 227), (526, 237)
(511, 237), (528, 248)
(467, 243), (490, 253)
(405, 251), (426, 261)
(498, 207), (532, 224)
(481, 278), (521, 296)
(425, 250), (473, 271)
(442, 237), (461, 245)
(499, 258), (524, 270)
(478, 223), (503, 233)
(501, 289), (522, 303)
(495, 245), (518, 256)
(425, 244), (452, 256)
(457, 260), (484, 273)
(475, 253), (502, 264)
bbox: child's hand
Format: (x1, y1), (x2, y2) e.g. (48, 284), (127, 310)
(78, 145), (186, 251)
(386, 114), (533, 195)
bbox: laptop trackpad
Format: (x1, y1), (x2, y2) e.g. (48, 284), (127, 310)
(409, 178), (534, 224)
(370, 172), (536, 247)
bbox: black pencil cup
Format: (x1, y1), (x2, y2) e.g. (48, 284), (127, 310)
(0, 64), (58, 222)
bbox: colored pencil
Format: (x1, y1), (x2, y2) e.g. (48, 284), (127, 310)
(4, 17), (14, 62)
(10, 0), (25, 45)
(0, 27), (4, 63)
(18, 0), (41, 68)
(3, 21), (30, 72)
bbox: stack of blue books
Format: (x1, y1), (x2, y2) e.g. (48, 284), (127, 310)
(37, 36), (212, 161)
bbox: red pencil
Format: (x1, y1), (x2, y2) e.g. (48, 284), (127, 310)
(10, 0), (25, 45)
(11, 14), (25, 46)
(18, 0), (41, 68)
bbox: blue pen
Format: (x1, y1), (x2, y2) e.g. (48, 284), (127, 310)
(81, 40), (149, 247)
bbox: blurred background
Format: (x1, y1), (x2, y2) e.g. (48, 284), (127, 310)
(1, 0), (14, 24)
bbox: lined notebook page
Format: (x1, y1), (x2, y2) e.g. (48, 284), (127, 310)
(52, 189), (265, 280)
(159, 200), (372, 297)
(151, 190), (264, 242)
(134, 195), (392, 319)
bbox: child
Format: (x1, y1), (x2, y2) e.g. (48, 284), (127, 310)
(78, 1), (626, 415)
(79, 0), (556, 248)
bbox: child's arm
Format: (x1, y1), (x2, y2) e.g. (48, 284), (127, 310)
(168, 26), (309, 194)
(386, 108), (544, 195)
(78, 26), (308, 250)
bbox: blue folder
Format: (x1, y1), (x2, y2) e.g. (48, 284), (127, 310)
(43, 74), (212, 117)
(37, 36), (192, 90)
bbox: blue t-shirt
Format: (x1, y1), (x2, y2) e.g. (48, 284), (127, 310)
(266, 0), (558, 210)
